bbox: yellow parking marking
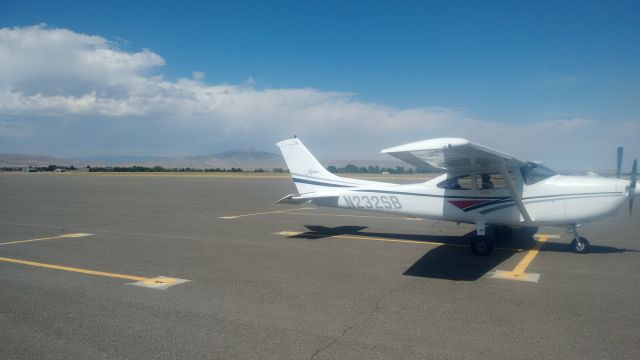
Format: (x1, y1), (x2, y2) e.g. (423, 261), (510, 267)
(492, 234), (560, 283)
(0, 233), (94, 246)
(132, 276), (189, 290)
(275, 231), (525, 251)
(219, 207), (315, 219)
(143, 276), (176, 286)
(0, 257), (189, 289)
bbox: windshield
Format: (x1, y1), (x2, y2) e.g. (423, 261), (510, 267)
(520, 162), (557, 185)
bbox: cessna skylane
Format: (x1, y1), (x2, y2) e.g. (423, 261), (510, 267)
(276, 137), (638, 255)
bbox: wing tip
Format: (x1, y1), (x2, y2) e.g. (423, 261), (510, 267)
(381, 137), (469, 153)
(275, 138), (301, 147)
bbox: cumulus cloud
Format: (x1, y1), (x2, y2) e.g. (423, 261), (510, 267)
(192, 71), (205, 81)
(0, 24), (637, 170)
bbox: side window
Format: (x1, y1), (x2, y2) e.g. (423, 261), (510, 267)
(437, 175), (474, 190)
(479, 173), (515, 189)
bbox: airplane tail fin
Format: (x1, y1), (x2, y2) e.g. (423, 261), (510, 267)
(276, 138), (360, 194)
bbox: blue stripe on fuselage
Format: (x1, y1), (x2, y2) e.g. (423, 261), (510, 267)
(292, 177), (354, 188)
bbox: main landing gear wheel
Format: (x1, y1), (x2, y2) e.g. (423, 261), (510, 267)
(571, 237), (590, 254)
(471, 235), (494, 256)
(569, 224), (590, 254)
(493, 226), (513, 242)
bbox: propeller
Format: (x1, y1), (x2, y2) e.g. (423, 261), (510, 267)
(617, 147), (623, 179)
(630, 159), (637, 214)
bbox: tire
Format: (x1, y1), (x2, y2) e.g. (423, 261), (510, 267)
(571, 237), (590, 254)
(493, 226), (513, 242)
(471, 235), (494, 256)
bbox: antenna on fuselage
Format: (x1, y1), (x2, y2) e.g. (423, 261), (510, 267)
(630, 159), (637, 215)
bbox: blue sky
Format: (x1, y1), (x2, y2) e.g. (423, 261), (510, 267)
(0, 1), (638, 168)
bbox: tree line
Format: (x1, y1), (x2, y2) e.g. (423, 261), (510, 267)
(327, 165), (430, 174)
(12, 164), (431, 174)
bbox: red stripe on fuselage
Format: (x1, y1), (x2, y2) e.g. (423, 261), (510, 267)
(448, 200), (491, 210)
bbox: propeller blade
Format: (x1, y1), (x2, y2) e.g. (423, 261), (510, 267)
(631, 159), (637, 188)
(630, 159), (637, 215)
(617, 146), (623, 179)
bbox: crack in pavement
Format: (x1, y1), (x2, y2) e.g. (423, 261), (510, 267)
(310, 287), (396, 360)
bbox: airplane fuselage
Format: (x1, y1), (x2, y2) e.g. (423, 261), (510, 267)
(304, 173), (629, 227)
(277, 137), (637, 255)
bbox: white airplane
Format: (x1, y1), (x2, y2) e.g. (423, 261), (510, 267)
(275, 137), (638, 255)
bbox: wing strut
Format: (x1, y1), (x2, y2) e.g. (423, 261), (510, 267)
(499, 161), (533, 224)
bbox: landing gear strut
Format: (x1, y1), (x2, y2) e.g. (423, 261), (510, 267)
(569, 224), (590, 254)
(471, 221), (494, 256)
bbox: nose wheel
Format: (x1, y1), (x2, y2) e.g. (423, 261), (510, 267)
(569, 224), (590, 254)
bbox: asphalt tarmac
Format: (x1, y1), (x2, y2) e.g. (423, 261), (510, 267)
(1, 173), (639, 359)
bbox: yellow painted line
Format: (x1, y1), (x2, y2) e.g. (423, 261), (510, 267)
(0, 233), (94, 246)
(492, 234), (560, 282)
(219, 207), (315, 219)
(0, 256), (187, 289)
(275, 231), (525, 251)
(510, 234), (553, 274)
(0, 256), (148, 281)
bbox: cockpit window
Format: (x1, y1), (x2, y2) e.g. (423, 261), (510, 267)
(437, 175), (473, 190)
(520, 162), (557, 185)
(479, 173), (515, 189)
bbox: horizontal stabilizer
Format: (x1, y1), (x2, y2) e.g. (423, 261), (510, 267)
(275, 192), (340, 207)
(276, 194), (310, 204)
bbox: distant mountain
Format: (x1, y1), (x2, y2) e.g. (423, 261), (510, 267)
(1, 149), (286, 170)
(182, 149), (284, 169)
(73, 155), (168, 165)
(1, 149), (408, 170)
(0, 154), (84, 168)
(322, 158), (406, 169)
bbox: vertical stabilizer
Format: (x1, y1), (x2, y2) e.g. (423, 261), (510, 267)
(276, 138), (389, 194)
(276, 138), (335, 179)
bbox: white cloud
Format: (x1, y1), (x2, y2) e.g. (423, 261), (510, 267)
(0, 24), (637, 170)
(192, 71), (205, 81)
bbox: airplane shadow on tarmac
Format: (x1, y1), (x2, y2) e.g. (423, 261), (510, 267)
(288, 225), (635, 281)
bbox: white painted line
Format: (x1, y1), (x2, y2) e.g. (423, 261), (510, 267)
(0, 233), (94, 246)
(219, 207), (314, 219)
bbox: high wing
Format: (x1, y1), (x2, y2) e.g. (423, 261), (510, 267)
(381, 138), (527, 175)
(383, 137), (533, 223)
